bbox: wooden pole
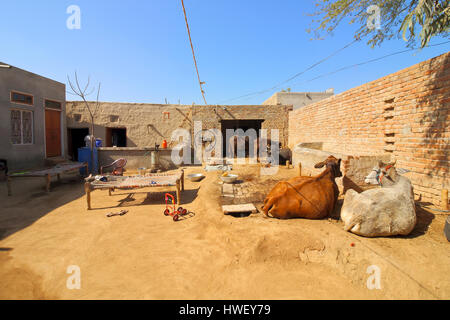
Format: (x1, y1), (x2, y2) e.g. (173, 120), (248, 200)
(298, 162), (302, 176)
(85, 182), (92, 210)
(45, 174), (51, 192)
(176, 179), (181, 206)
(442, 189), (449, 211)
(181, 169), (185, 191)
(83, 162), (89, 177)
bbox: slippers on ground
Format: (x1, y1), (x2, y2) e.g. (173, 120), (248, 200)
(106, 209), (129, 217)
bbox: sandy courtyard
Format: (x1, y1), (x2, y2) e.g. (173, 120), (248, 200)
(0, 165), (449, 299)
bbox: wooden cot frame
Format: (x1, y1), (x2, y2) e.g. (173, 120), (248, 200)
(84, 169), (184, 210)
(7, 162), (89, 196)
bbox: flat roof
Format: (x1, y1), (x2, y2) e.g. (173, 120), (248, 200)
(0, 61), (65, 86)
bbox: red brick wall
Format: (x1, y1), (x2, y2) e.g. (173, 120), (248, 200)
(289, 52), (450, 206)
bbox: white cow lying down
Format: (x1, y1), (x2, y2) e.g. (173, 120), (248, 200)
(341, 161), (416, 237)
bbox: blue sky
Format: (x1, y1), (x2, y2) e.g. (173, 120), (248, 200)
(1, 0), (449, 105)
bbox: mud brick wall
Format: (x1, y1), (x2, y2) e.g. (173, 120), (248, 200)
(289, 52), (450, 206)
(192, 105), (292, 147)
(67, 103), (292, 148)
(66, 102), (193, 148)
(66, 103), (292, 167)
(97, 147), (177, 171)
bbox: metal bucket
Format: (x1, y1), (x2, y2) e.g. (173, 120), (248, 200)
(150, 150), (160, 171)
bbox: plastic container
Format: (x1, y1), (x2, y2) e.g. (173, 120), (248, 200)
(78, 147), (98, 174)
(162, 140), (168, 149)
(95, 138), (102, 148)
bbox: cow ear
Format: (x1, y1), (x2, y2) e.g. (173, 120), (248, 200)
(314, 161), (325, 168)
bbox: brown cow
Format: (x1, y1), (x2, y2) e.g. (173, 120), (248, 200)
(262, 156), (342, 219)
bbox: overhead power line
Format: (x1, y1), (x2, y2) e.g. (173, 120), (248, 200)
(291, 40), (450, 90)
(218, 37), (360, 104)
(181, 0), (207, 105)
(220, 39), (450, 104)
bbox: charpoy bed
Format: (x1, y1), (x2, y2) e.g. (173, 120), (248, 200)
(7, 162), (89, 195)
(84, 170), (184, 210)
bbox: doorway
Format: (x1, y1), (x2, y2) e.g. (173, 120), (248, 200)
(67, 128), (89, 161)
(221, 119), (263, 158)
(45, 109), (62, 157)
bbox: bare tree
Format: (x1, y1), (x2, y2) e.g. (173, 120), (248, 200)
(67, 72), (101, 173)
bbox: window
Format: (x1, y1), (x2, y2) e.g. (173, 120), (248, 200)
(11, 91), (33, 106)
(106, 128), (126, 147)
(45, 99), (62, 110)
(11, 110), (33, 144)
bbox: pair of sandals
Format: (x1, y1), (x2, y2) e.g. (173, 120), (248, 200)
(106, 209), (128, 217)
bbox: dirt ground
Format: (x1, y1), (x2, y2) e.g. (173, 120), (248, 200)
(0, 165), (449, 300)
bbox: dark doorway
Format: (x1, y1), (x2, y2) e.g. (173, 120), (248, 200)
(221, 120), (263, 158)
(106, 128), (127, 147)
(68, 128), (89, 161)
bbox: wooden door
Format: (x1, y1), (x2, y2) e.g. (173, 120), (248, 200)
(45, 109), (61, 157)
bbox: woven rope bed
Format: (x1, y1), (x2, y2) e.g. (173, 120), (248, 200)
(84, 170), (185, 209)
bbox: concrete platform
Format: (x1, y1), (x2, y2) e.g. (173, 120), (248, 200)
(222, 203), (257, 215)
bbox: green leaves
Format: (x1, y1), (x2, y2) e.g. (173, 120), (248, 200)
(400, 0), (450, 47)
(310, 0), (449, 48)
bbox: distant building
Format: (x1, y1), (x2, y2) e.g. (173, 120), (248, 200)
(0, 62), (66, 170)
(263, 89), (334, 110)
(66, 102), (293, 167)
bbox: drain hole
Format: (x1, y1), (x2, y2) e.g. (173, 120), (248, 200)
(228, 212), (252, 218)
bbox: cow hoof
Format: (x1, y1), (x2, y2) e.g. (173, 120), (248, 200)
(266, 211), (275, 218)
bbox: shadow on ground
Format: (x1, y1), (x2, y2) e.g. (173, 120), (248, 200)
(87, 187), (200, 210)
(0, 174), (86, 241)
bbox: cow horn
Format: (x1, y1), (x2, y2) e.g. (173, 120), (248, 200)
(314, 161), (326, 168)
(387, 160), (397, 167)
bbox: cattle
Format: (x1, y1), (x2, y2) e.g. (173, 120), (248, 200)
(363, 160), (410, 186)
(262, 156), (342, 219)
(341, 161), (417, 237)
